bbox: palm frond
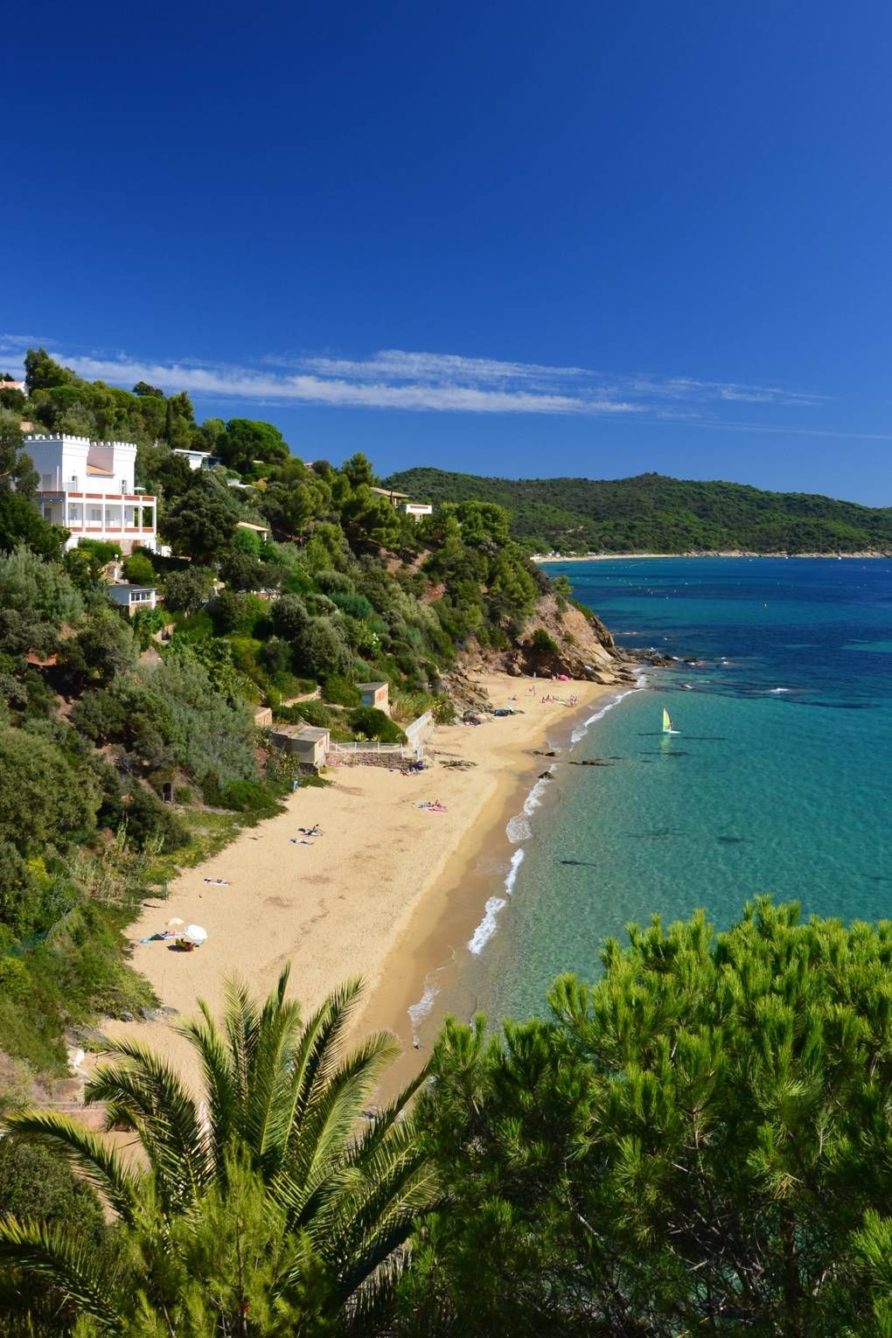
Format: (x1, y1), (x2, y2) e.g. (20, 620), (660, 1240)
(177, 1000), (238, 1173)
(284, 978), (366, 1140)
(223, 974), (261, 1105)
(284, 1030), (402, 1225)
(3, 1111), (140, 1225)
(242, 983), (303, 1173)
(85, 1041), (210, 1209)
(0, 1216), (128, 1333)
(337, 1252), (410, 1337)
(310, 1131), (436, 1279)
(342, 1061), (431, 1171)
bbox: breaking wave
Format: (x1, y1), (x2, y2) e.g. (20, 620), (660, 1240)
(468, 849), (525, 955)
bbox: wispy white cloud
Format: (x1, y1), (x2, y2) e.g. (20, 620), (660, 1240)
(0, 335), (827, 423)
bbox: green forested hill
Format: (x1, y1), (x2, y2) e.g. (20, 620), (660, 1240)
(384, 467), (892, 554)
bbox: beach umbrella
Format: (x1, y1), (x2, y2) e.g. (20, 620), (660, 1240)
(183, 924), (208, 945)
(166, 917), (186, 931)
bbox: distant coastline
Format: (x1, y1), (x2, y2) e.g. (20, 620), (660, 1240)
(533, 550), (892, 563)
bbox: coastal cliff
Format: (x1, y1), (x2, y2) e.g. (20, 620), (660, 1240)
(461, 592), (630, 686)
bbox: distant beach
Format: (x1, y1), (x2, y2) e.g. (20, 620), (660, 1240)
(104, 672), (616, 1091)
(532, 550), (890, 562)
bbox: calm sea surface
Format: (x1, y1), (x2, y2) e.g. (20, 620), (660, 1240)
(466, 557), (892, 1022)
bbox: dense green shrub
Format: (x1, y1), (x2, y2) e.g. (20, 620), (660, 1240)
(145, 654), (258, 789)
(273, 701), (334, 729)
(219, 778), (282, 815)
(0, 546), (83, 657)
(321, 674), (361, 707)
(270, 593), (308, 641)
(123, 786), (189, 852)
(164, 565), (213, 613)
(59, 610), (137, 689)
(328, 591), (373, 620)
(122, 550), (156, 585)
(315, 569), (354, 594)
(0, 728), (98, 856)
(0, 1140), (107, 1245)
(293, 617), (351, 679)
(304, 592), (338, 616)
(259, 635), (292, 677)
(218, 548), (266, 592)
(347, 706), (406, 743)
(75, 538), (122, 566)
(210, 590), (268, 637)
(530, 626), (559, 656)
(130, 605), (168, 648)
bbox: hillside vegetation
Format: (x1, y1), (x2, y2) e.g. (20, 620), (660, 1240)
(0, 350), (621, 1083)
(384, 466), (892, 554)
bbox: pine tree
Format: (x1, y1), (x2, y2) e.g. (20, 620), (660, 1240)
(409, 900), (892, 1335)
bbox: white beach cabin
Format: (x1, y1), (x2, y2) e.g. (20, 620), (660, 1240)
(269, 724), (330, 770)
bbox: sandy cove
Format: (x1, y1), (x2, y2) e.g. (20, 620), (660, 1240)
(104, 672), (615, 1091)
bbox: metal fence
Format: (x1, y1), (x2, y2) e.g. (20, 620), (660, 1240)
(329, 741), (408, 755)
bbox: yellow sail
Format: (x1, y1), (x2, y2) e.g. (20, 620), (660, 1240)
(662, 708), (673, 734)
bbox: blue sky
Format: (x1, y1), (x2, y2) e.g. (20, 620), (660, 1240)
(4, 0), (892, 503)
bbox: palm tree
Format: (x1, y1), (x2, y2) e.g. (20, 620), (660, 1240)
(0, 969), (434, 1334)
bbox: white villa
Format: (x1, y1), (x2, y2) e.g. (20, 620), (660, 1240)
(25, 434), (157, 553)
(369, 486), (433, 521)
(172, 448), (221, 471)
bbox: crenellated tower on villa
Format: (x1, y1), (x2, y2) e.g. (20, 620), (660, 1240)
(25, 434), (157, 553)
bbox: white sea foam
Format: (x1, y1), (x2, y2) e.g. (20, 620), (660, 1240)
(468, 849), (525, 955)
(570, 675), (646, 746)
(467, 897), (507, 955)
(504, 846), (525, 895)
(506, 813), (532, 843)
(768, 687), (792, 694)
(523, 776), (550, 815)
(407, 976), (439, 1037)
(507, 770), (554, 842)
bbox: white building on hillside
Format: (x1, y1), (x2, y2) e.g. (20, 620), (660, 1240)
(172, 448), (221, 470)
(107, 584), (158, 615)
(25, 434), (157, 553)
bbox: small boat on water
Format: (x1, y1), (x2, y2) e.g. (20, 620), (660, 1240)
(662, 707), (681, 735)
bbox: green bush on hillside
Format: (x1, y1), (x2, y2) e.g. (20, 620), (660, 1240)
(321, 674), (361, 707)
(347, 706), (405, 744)
(122, 550), (156, 585)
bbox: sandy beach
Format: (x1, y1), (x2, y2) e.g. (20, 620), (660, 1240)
(532, 551), (890, 561)
(105, 672), (616, 1090)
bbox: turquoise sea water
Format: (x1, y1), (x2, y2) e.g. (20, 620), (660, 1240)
(466, 557), (892, 1022)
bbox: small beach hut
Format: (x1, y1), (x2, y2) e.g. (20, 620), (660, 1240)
(107, 584), (157, 616)
(269, 724), (330, 770)
(357, 681), (389, 715)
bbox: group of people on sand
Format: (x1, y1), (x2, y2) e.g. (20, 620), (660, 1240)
(290, 823), (322, 845)
(418, 799), (447, 814)
(540, 692), (579, 706)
